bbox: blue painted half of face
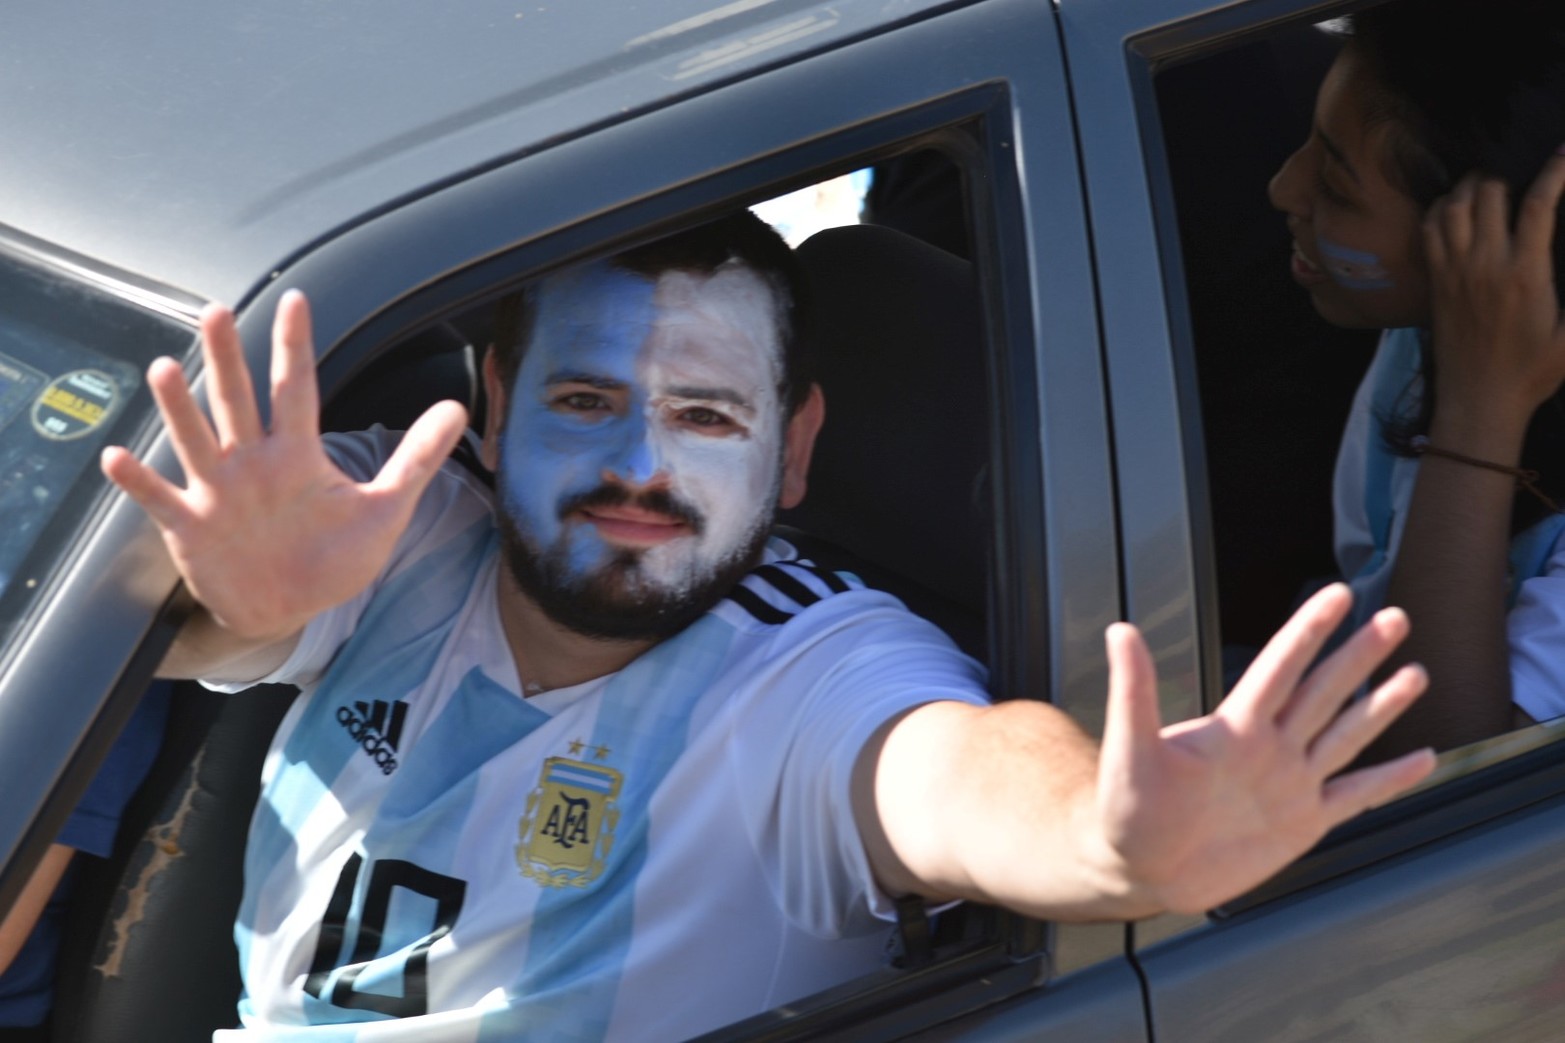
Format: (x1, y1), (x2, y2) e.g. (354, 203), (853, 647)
(500, 263), (661, 578)
(1319, 236), (1396, 291)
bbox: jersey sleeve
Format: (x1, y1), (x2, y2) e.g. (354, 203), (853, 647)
(1332, 343), (1380, 583)
(1507, 546), (1565, 723)
(202, 427), (492, 692)
(724, 596), (989, 939)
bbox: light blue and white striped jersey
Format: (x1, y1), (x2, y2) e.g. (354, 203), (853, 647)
(212, 429), (989, 1042)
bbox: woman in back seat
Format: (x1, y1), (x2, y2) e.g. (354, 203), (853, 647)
(1269, 0), (1565, 753)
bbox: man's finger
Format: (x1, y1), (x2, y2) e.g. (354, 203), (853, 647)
(200, 302), (265, 448)
(1320, 746), (1436, 825)
(1276, 606), (1409, 741)
(100, 446), (194, 531)
(1516, 148), (1565, 260)
(146, 356), (220, 479)
(1100, 622), (1162, 776)
(1221, 583), (1352, 722)
(1307, 662), (1427, 778)
(269, 290), (322, 441)
(366, 400), (470, 502)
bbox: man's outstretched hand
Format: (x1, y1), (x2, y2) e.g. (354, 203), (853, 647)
(102, 290), (469, 645)
(870, 583), (1436, 922)
(1092, 583), (1435, 915)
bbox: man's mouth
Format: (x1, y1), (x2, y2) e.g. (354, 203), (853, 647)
(576, 504), (694, 547)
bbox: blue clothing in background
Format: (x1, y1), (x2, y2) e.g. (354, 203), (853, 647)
(0, 682), (172, 1027)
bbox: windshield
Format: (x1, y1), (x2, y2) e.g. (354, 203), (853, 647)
(0, 241), (196, 641)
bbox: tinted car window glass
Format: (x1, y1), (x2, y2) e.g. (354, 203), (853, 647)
(0, 244), (191, 640)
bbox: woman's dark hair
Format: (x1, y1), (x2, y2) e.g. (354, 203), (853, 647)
(1350, 0), (1565, 531)
(491, 210), (815, 418)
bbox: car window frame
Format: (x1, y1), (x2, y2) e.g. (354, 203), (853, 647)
(317, 62), (1057, 1043)
(254, 0), (1124, 1033)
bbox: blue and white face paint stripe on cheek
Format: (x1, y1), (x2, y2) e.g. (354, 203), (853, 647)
(501, 263), (662, 579)
(1319, 236), (1396, 291)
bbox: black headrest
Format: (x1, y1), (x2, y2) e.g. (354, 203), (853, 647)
(782, 224), (988, 617)
(322, 322), (477, 435)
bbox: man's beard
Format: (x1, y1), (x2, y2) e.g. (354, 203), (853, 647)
(496, 482), (774, 642)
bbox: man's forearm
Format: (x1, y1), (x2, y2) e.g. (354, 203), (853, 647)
(156, 606), (302, 683)
(865, 699), (1162, 922)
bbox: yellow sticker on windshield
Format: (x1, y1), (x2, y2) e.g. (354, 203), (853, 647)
(32, 369), (118, 441)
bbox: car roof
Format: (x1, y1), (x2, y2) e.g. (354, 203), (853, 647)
(0, 0), (956, 308)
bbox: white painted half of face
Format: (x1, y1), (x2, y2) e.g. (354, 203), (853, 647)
(499, 259), (787, 600)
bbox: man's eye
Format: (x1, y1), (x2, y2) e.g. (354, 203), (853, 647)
(556, 392), (607, 412)
(680, 407), (732, 429)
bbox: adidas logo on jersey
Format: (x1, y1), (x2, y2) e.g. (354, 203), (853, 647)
(335, 699), (408, 776)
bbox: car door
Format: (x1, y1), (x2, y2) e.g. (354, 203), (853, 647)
(289, 1), (1144, 1036)
(1058, 0), (1565, 1038)
(0, 0), (1153, 1038)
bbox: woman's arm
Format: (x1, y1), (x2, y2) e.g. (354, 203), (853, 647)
(1372, 156), (1565, 755)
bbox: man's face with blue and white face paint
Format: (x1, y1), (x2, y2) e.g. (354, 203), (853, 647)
(485, 259), (796, 640)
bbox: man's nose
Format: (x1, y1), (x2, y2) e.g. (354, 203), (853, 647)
(602, 417), (669, 488)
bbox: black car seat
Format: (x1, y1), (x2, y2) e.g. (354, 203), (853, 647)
(783, 223), (989, 661)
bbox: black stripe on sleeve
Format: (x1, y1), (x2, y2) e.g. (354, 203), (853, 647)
(753, 565), (823, 609)
(788, 561), (851, 594)
(726, 584), (795, 625)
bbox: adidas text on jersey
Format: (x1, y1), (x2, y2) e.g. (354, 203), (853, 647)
(335, 699), (407, 776)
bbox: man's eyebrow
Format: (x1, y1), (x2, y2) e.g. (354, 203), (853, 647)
(544, 371), (625, 390)
(1317, 126), (1360, 184)
(666, 385), (752, 409)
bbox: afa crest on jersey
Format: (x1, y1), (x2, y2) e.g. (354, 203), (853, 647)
(516, 756), (622, 888)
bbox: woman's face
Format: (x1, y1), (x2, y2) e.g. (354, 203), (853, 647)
(1269, 47), (1434, 330)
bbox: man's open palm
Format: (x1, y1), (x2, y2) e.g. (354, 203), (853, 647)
(101, 291), (469, 641)
(1096, 584), (1436, 915)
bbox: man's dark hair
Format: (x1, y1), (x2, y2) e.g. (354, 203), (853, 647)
(491, 210), (814, 415)
(1345, 0), (1565, 530)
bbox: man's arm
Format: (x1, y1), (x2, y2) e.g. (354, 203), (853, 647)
(101, 291), (469, 682)
(857, 583), (1435, 921)
(155, 608), (302, 683)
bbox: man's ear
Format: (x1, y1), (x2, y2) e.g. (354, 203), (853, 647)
(779, 383), (825, 510)
(479, 347), (509, 472)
